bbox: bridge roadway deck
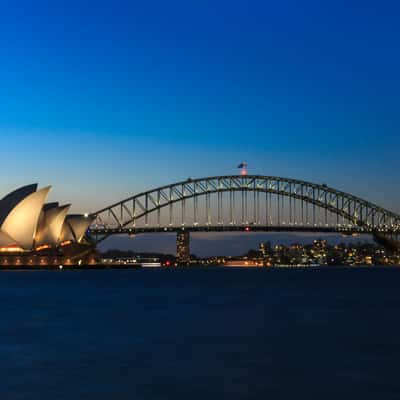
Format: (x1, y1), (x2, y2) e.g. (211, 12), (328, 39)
(88, 224), (386, 236)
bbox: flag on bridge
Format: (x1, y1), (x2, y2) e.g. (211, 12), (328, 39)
(238, 162), (248, 176)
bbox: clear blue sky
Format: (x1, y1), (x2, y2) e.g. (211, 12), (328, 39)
(0, 0), (399, 215)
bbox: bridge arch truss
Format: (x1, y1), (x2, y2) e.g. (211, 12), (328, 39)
(89, 176), (400, 244)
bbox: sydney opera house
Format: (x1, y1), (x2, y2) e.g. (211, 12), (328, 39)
(0, 184), (96, 266)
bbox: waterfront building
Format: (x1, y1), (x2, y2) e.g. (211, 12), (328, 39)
(0, 184), (95, 266)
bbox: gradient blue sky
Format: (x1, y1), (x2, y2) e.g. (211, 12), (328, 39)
(0, 0), (399, 219)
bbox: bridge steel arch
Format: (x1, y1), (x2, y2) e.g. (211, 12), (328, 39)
(89, 175), (400, 248)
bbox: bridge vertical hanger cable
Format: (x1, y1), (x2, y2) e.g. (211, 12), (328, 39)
(132, 199), (136, 228)
(233, 190), (236, 225)
(277, 181), (281, 226)
(253, 188), (257, 225)
(269, 191), (272, 225)
(241, 186), (244, 225)
(301, 185), (304, 226)
(341, 196), (345, 226)
(229, 190), (233, 225)
(324, 191), (328, 226)
(145, 194), (149, 226)
(169, 187), (173, 226)
(208, 191), (211, 225)
(293, 188), (297, 225)
(218, 187), (222, 225)
(265, 186), (268, 227)
(283, 192), (286, 224)
(289, 184), (292, 225)
(194, 182), (198, 225)
(306, 191), (309, 226)
(313, 188), (316, 226)
(336, 195), (339, 226)
(157, 191), (161, 227)
(244, 178), (248, 224)
(257, 190), (260, 225)
(245, 182), (248, 224)
(182, 183), (186, 226)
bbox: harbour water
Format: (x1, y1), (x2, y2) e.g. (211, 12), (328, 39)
(1, 267), (400, 399)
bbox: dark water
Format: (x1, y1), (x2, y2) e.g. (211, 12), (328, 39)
(1, 268), (400, 399)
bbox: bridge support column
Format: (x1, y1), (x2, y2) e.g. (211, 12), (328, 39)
(177, 230), (191, 265)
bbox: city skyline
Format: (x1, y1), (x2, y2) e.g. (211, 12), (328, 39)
(100, 231), (373, 258)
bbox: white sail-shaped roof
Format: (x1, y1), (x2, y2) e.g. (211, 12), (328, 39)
(60, 215), (93, 243)
(60, 222), (75, 242)
(1, 186), (51, 250)
(0, 184), (38, 226)
(36, 204), (71, 246)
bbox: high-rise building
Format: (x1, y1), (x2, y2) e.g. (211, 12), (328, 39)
(259, 241), (271, 257)
(177, 231), (190, 264)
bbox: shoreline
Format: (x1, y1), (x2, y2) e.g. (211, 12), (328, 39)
(0, 265), (399, 271)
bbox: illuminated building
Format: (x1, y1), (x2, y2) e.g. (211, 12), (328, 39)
(0, 184), (95, 266)
(259, 242), (272, 257)
(313, 240), (327, 250)
(177, 231), (190, 264)
(311, 239), (328, 265)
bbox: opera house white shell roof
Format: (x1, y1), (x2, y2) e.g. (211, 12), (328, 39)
(36, 204), (71, 246)
(0, 184), (93, 251)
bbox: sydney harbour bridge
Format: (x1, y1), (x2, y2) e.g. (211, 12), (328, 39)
(88, 175), (400, 260)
